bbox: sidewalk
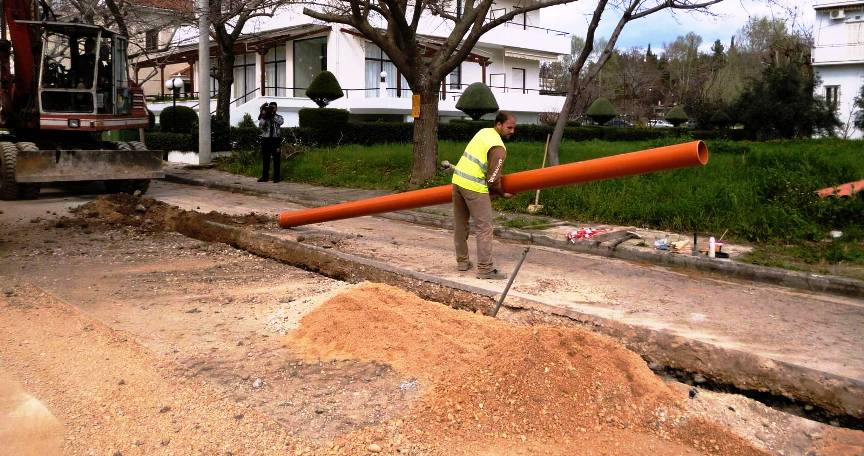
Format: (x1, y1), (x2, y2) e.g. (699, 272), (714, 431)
(164, 164), (864, 298)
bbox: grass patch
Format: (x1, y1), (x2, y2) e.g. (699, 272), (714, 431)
(217, 137), (864, 270)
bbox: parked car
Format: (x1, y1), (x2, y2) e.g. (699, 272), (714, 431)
(648, 119), (674, 128)
(607, 118), (634, 128)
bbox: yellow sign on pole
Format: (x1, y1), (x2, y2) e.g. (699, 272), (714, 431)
(411, 94), (421, 118)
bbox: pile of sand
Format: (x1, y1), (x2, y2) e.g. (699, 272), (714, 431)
(291, 283), (764, 455)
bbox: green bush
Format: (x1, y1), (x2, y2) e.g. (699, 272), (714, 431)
(237, 113), (256, 128)
(159, 106), (198, 134)
(586, 98), (616, 125)
(287, 121), (684, 145)
(145, 132), (197, 151)
(146, 109), (156, 131)
(306, 71), (344, 108)
(231, 126), (259, 150)
(665, 106), (688, 127)
(455, 83), (499, 120)
(211, 115), (231, 151)
(709, 111), (732, 129)
(299, 108), (349, 144)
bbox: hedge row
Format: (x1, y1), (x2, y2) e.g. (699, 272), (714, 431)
(144, 122), (745, 151)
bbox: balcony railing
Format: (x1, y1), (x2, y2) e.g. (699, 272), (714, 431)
(147, 84), (567, 104)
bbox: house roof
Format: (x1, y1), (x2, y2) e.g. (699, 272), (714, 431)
(813, 0), (864, 9)
(129, 0), (192, 13)
(133, 23), (330, 66)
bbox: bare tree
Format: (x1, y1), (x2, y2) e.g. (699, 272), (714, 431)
(546, 0), (723, 165)
(201, 0), (293, 124)
(47, 0), (191, 87)
(303, 0), (581, 187)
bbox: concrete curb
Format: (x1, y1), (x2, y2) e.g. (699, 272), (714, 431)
(184, 219), (863, 420)
(164, 172), (864, 298)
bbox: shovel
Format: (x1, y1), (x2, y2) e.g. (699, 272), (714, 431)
(527, 134), (550, 214)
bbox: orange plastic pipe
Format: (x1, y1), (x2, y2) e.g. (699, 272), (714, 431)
(278, 140), (709, 228)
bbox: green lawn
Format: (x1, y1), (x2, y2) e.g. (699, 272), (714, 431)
(217, 138), (864, 277)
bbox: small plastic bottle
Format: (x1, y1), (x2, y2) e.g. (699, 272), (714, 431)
(708, 236), (716, 258)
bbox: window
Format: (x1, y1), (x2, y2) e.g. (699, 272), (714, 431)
(294, 37), (327, 97)
(365, 43), (401, 97)
(512, 68), (526, 94)
(448, 64), (461, 91)
(145, 30), (158, 51)
(264, 46), (286, 97)
(233, 52), (256, 106)
(825, 85), (840, 109)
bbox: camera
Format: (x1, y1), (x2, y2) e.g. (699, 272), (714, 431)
(260, 104), (275, 119)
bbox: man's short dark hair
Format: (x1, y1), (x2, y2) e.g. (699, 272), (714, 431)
(269, 102), (278, 108)
(495, 111), (514, 125)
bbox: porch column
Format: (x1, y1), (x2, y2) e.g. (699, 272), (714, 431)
(259, 48), (267, 96)
(159, 64), (166, 98)
(187, 59), (196, 96)
(482, 63), (487, 85)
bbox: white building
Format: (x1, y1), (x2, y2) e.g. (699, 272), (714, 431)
(136, 2), (570, 126)
(812, 0), (864, 139)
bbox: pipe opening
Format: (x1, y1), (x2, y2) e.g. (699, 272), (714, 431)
(696, 141), (709, 165)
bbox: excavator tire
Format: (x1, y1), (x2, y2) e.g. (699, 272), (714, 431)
(104, 141), (151, 196)
(0, 141), (31, 200)
(15, 142), (40, 199)
(127, 141), (147, 151)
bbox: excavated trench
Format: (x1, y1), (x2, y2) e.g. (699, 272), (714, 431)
(70, 194), (864, 429)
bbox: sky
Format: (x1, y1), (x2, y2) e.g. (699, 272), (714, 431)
(539, 0), (815, 53)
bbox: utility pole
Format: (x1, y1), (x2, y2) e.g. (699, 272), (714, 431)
(197, 0), (211, 164)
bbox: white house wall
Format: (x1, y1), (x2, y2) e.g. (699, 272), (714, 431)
(149, 7), (568, 126)
(815, 65), (864, 138)
(813, 1), (864, 139)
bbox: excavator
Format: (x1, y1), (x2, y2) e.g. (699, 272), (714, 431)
(0, 0), (163, 200)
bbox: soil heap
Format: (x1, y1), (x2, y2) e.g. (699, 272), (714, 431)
(291, 282), (764, 455)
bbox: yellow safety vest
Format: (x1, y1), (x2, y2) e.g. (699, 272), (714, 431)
(452, 128), (505, 193)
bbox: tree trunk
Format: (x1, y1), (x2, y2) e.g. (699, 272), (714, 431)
(215, 53), (235, 124)
(547, 91), (576, 166)
(408, 88), (439, 188)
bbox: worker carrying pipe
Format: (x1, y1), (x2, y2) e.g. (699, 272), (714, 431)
(278, 139), (709, 230)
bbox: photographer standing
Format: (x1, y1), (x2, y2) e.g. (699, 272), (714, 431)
(257, 101), (284, 182)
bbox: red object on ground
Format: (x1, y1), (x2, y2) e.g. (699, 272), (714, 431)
(278, 141), (709, 228)
(817, 180), (864, 199)
(567, 228), (609, 242)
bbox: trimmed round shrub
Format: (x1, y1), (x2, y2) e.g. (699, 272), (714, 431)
(665, 105), (688, 127)
(159, 106), (198, 134)
(456, 83), (499, 120)
(306, 71), (344, 108)
(586, 98), (616, 125)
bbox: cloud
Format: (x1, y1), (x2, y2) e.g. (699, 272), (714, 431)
(539, 0), (815, 53)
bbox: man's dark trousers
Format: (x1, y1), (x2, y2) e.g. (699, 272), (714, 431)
(260, 137), (281, 181)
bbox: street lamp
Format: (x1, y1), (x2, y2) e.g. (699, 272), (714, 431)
(165, 77), (185, 108)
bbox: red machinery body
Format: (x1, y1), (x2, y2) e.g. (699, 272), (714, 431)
(0, 0), (161, 199)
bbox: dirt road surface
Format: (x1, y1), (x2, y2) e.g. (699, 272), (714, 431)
(0, 181), (862, 455)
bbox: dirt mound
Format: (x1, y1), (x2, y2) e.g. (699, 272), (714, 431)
(67, 193), (271, 232)
(291, 283), (764, 455)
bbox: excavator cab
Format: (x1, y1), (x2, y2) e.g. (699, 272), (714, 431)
(0, 20), (161, 200)
(39, 24), (131, 117)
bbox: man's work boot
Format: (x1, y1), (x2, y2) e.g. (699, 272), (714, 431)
(457, 261), (473, 271)
(476, 269), (507, 280)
